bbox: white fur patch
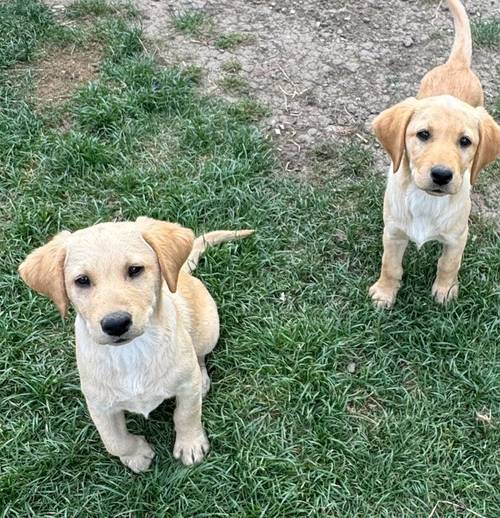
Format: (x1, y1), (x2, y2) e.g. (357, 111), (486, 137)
(386, 169), (470, 247)
(76, 314), (178, 417)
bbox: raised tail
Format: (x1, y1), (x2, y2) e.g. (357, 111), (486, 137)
(182, 229), (255, 273)
(446, 0), (472, 67)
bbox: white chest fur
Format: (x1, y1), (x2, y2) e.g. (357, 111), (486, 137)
(75, 317), (177, 417)
(386, 170), (470, 248)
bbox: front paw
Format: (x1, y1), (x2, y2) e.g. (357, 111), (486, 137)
(432, 280), (458, 304)
(120, 435), (155, 473)
(369, 281), (399, 308)
(173, 432), (209, 466)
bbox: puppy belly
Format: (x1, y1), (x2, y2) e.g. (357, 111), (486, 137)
(84, 384), (174, 418)
(406, 219), (442, 248)
(120, 395), (168, 418)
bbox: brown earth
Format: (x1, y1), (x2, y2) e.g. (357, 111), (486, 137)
(32, 45), (101, 107)
(44, 0), (499, 219)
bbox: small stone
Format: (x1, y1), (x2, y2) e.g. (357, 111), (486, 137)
(403, 37), (414, 48)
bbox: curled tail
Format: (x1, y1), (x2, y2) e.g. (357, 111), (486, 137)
(446, 0), (472, 67)
(183, 229), (254, 273)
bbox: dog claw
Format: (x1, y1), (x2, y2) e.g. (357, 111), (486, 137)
(432, 282), (458, 304)
(173, 433), (210, 466)
(369, 282), (398, 308)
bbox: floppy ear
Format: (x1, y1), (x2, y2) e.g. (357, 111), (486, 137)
(471, 108), (500, 184)
(372, 97), (418, 173)
(137, 217), (194, 293)
(18, 231), (71, 318)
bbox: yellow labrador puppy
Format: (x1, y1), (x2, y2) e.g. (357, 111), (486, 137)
(369, 0), (500, 308)
(19, 217), (253, 472)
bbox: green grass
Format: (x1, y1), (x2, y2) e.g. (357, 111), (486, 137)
(472, 18), (500, 48)
(227, 98), (269, 123)
(215, 32), (254, 50)
(67, 0), (116, 18)
(172, 10), (208, 36)
(0, 0), (77, 69)
(218, 75), (250, 94)
(222, 58), (242, 73)
(1, 1), (499, 516)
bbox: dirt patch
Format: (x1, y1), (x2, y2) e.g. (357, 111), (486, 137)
(134, 3), (498, 152)
(43, 0), (499, 220)
(31, 45), (101, 107)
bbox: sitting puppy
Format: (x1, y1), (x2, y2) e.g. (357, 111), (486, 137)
(19, 217), (253, 472)
(369, 0), (500, 308)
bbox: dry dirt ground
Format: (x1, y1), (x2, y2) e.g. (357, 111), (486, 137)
(45, 0), (499, 216)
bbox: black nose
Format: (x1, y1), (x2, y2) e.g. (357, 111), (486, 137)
(430, 166), (453, 186)
(101, 311), (132, 336)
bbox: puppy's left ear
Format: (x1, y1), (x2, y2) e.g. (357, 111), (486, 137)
(471, 108), (500, 184)
(137, 217), (194, 293)
(372, 97), (418, 173)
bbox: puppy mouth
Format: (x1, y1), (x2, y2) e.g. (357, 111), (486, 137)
(113, 337), (131, 345)
(425, 188), (448, 197)
(109, 330), (144, 346)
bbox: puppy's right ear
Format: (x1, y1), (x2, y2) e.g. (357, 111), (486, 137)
(471, 108), (500, 184)
(372, 97), (418, 173)
(137, 217), (194, 293)
(18, 231), (71, 318)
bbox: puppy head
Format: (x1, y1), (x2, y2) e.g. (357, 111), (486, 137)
(373, 95), (500, 195)
(19, 218), (194, 346)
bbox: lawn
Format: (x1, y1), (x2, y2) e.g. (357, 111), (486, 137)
(0, 1), (499, 516)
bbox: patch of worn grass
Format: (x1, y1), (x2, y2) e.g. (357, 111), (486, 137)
(1, 2), (499, 517)
(218, 75), (250, 94)
(227, 98), (269, 123)
(215, 32), (254, 50)
(172, 10), (208, 36)
(472, 18), (500, 48)
(67, 0), (115, 18)
(222, 58), (242, 73)
(491, 94), (500, 119)
(313, 142), (374, 178)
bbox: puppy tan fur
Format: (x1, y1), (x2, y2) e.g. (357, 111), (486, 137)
(370, 0), (500, 308)
(19, 217), (253, 472)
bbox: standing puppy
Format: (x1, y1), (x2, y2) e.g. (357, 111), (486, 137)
(19, 217), (253, 472)
(369, 0), (500, 308)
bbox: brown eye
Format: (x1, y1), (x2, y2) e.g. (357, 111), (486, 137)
(128, 265), (144, 278)
(459, 136), (472, 148)
(75, 275), (90, 287)
(417, 130), (431, 142)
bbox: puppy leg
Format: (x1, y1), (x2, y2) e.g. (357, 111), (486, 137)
(369, 231), (409, 308)
(432, 230), (467, 304)
(88, 406), (155, 473)
(173, 373), (209, 465)
(198, 356), (211, 398)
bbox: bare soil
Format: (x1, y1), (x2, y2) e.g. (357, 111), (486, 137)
(32, 45), (101, 107)
(44, 0), (499, 219)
